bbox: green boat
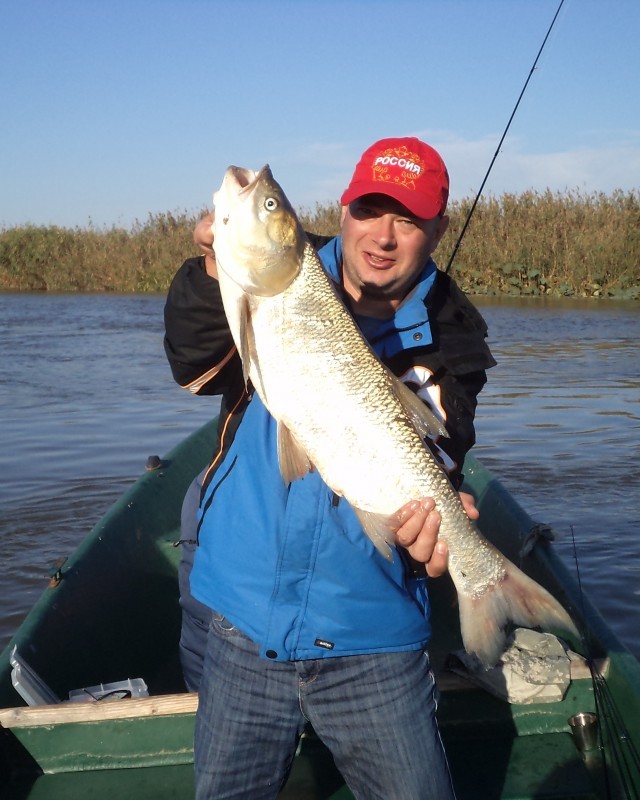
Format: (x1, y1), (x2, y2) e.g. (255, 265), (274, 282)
(1, 419), (639, 799)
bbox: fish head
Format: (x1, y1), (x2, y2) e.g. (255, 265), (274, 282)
(213, 165), (305, 297)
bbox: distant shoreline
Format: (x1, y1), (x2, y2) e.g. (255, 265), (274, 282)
(1, 190), (638, 299)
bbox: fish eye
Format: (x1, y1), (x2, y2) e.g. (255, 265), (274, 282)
(264, 197), (279, 212)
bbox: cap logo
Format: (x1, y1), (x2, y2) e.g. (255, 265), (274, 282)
(373, 155), (421, 175)
(370, 145), (425, 192)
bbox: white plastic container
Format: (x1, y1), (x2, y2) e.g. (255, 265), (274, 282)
(10, 646), (61, 706)
(10, 644), (149, 705)
(68, 677), (149, 703)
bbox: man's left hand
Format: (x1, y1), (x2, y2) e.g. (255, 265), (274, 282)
(393, 492), (479, 577)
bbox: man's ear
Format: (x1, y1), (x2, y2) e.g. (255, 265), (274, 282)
(431, 214), (450, 253)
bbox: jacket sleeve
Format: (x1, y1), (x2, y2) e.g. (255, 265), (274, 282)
(163, 256), (243, 396)
(425, 273), (497, 489)
(433, 369), (488, 489)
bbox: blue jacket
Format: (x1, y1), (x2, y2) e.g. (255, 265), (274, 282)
(165, 236), (496, 662)
(191, 240), (443, 662)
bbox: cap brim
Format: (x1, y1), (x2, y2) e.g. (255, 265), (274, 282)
(340, 181), (443, 220)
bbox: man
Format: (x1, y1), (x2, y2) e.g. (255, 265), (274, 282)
(164, 137), (495, 799)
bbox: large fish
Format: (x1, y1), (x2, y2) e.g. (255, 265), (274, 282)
(211, 164), (578, 668)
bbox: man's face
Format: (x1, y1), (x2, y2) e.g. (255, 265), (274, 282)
(340, 194), (449, 316)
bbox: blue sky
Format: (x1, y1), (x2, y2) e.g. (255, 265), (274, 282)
(1, 0), (639, 229)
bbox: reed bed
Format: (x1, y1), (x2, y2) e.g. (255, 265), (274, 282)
(1, 190), (638, 298)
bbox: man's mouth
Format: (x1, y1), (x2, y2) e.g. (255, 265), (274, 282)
(364, 251), (395, 269)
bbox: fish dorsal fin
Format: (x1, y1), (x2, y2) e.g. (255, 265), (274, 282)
(352, 508), (397, 562)
(277, 421), (315, 483)
(387, 369), (449, 441)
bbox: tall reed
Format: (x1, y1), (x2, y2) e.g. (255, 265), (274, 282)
(443, 189), (640, 298)
(1, 191), (638, 298)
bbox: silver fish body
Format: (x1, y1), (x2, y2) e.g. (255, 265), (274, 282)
(212, 165), (577, 668)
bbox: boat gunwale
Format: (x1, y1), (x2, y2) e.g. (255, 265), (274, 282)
(0, 656), (608, 730)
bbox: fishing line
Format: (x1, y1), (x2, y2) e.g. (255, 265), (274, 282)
(444, 0), (567, 275)
(569, 525), (640, 799)
(568, 525), (614, 798)
(595, 673), (640, 800)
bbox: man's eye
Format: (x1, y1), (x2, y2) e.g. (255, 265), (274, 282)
(351, 204), (376, 219)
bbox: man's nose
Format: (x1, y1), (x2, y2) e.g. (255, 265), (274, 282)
(372, 216), (396, 248)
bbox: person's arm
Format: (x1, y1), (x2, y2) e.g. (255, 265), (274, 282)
(163, 213), (242, 396)
(427, 270), (496, 487)
(434, 369), (488, 489)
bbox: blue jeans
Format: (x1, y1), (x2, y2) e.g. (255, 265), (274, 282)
(195, 613), (455, 800)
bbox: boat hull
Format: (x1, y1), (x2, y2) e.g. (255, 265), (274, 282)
(1, 420), (639, 799)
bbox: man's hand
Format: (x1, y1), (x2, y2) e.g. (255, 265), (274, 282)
(194, 212), (217, 278)
(393, 492), (478, 577)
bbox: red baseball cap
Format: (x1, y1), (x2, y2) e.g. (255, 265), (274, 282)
(340, 137), (449, 219)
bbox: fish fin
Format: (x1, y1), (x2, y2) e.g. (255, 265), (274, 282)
(387, 370), (449, 440)
(458, 559), (579, 669)
(238, 297), (269, 399)
(277, 422), (314, 483)
(352, 508), (397, 562)
(238, 295), (253, 387)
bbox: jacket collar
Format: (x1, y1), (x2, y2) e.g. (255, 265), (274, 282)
(317, 236), (437, 358)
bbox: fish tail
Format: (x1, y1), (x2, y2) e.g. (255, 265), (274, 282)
(458, 561), (579, 669)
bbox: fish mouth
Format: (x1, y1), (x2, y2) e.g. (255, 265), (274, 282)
(225, 165), (272, 195)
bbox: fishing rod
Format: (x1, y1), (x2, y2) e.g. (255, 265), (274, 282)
(445, 0), (566, 275)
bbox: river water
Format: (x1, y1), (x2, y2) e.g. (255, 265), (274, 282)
(0, 293), (638, 659)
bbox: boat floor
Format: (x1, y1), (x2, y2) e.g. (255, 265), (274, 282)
(2, 730), (602, 800)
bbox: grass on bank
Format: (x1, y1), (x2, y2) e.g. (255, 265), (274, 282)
(1, 190), (638, 299)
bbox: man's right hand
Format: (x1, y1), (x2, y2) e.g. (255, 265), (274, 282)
(194, 212), (217, 278)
